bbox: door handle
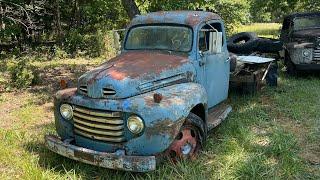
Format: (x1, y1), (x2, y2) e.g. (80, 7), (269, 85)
(226, 57), (231, 63)
(199, 58), (206, 66)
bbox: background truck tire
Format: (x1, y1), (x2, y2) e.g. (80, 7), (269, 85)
(255, 38), (283, 53)
(266, 62), (278, 86)
(230, 54), (237, 72)
(227, 32), (258, 54)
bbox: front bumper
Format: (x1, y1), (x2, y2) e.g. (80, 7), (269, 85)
(295, 63), (320, 71)
(45, 135), (156, 172)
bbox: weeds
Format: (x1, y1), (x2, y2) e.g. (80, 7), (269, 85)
(7, 57), (40, 89)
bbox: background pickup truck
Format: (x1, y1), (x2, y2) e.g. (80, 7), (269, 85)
(45, 11), (277, 172)
(280, 12), (320, 75)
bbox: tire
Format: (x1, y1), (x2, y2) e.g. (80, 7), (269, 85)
(167, 113), (204, 161)
(266, 62), (278, 86)
(227, 32), (258, 54)
(243, 78), (258, 95)
(286, 60), (297, 76)
(255, 38), (283, 53)
(230, 54), (237, 72)
(285, 52), (297, 76)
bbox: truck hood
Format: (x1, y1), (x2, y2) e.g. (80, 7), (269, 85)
(78, 52), (195, 99)
(292, 28), (320, 39)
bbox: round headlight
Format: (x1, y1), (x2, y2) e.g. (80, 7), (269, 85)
(60, 104), (73, 120)
(127, 115), (144, 134)
(303, 50), (311, 57)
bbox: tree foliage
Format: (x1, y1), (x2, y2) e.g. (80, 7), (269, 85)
(0, 0), (320, 57)
(250, 0), (320, 22)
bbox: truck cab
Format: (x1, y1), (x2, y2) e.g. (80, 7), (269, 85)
(45, 11), (232, 172)
(281, 12), (320, 75)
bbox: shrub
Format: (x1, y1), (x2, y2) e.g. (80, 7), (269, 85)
(83, 30), (106, 57)
(7, 57), (39, 89)
(64, 29), (106, 58)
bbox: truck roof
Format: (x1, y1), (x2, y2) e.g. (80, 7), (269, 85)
(130, 11), (221, 28)
(284, 12), (320, 20)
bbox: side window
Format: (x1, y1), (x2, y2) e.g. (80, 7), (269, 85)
(199, 23), (224, 52)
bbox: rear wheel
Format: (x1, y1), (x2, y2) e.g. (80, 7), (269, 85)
(167, 113), (204, 161)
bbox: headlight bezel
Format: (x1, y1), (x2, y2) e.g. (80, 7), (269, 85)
(60, 104), (73, 120)
(302, 49), (312, 58)
(127, 115), (144, 135)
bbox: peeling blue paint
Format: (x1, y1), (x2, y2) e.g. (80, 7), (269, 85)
(47, 10), (231, 172)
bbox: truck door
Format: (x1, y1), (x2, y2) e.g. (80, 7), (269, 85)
(198, 22), (230, 108)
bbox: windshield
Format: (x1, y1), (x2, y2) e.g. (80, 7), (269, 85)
(293, 16), (320, 30)
(125, 25), (193, 52)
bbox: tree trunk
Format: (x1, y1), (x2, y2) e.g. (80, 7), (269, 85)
(73, 0), (80, 27)
(121, 0), (140, 19)
(54, 0), (62, 43)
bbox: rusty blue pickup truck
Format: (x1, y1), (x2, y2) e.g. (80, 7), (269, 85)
(45, 11), (276, 172)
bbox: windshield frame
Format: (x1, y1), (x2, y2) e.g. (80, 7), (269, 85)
(293, 15), (320, 31)
(124, 23), (194, 53)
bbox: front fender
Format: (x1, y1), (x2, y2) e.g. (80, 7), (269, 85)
(123, 82), (208, 155)
(286, 42), (314, 64)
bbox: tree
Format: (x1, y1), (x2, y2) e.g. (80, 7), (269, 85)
(249, 0), (317, 23)
(121, 0), (140, 19)
(300, 0), (320, 12)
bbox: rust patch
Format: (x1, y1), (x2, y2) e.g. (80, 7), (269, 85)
(130, 11), (221, 28)
(88, 52), (189, 81)
(144, 95), (155, 107)
(145, 119), (184, 139)
(55, 88), (77, 100)
(153, 93), (163, 103)
(74, 150), (95, 162)
(186, 13), (201, 26)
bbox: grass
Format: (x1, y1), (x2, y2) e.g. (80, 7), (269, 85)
(235, 23), (282, 39)
(0, 23), (319, 179)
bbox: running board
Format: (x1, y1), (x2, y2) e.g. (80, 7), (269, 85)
(207, 103), (232, 131)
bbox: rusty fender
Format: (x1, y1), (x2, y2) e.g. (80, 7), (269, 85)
(53, 83), (207, 156)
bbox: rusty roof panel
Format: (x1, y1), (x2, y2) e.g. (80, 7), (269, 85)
(130, 11), (221, 28)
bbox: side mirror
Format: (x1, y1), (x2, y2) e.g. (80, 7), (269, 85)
(209, 31), (223, 54)
(113, 31), (121, 53)
(112, 29), (125, 54)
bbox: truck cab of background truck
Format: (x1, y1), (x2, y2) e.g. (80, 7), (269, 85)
(45, 11), (232, 172)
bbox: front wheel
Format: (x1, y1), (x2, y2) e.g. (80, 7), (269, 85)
(266, 62), (278, 86)
(286, 60), (297, 76)
(284, 53), (297, 76)
(167, 113), (204, 161)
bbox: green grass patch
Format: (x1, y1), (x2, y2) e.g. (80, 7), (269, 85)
(235, 23), (281, 38)
(2, 73), (319, 179)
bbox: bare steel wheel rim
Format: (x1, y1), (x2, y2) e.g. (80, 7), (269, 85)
(167, 126), (199, 161)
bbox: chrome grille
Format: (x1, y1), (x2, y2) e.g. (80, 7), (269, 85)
(79, 86), (88, 94)
(314, 48), (320, 61)
(73, 106), (125, 143)
(103, 88), (116, 96)
(315, 38), (320, 61)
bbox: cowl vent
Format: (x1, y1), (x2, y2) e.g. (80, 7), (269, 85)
(103, 88), (116, 96)
(79, 86), (88, 95)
